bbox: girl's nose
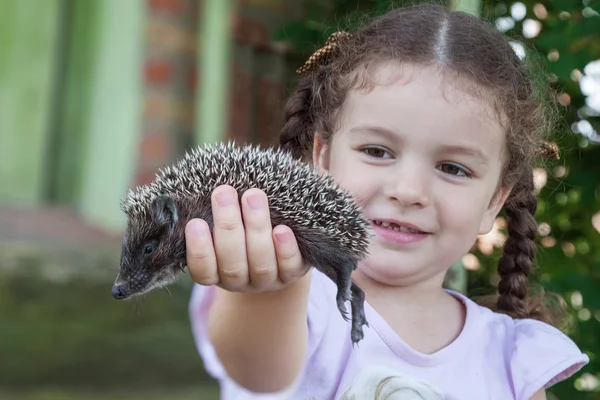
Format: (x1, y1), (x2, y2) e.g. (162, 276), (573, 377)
(384, 165), (431, 207)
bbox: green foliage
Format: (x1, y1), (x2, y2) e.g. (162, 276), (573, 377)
(276, 0), (600, 398)
(275, 0), (447, 53)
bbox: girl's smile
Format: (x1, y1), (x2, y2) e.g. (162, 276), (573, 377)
(371, 219), (432, 245)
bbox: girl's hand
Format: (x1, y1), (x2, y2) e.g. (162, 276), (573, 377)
(184, 184), (307, 293)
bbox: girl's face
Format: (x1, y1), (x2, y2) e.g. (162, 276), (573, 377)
(313, 62), (512, 288)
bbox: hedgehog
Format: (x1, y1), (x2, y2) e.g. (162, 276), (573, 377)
(111, 141), (372, 344)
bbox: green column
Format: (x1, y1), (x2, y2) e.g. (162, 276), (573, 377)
(0, 0), (60, 205)
(50, 0), (102, 206)
(194, 0), (236, 144)
(77, 0), (145, 231)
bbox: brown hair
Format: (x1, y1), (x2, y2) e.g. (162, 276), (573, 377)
(279, 3), (565, 326)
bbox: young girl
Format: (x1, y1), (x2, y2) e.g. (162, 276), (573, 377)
(185, 3), (589, 399)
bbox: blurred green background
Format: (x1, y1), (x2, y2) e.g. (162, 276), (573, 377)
(0, 0), (598, 399)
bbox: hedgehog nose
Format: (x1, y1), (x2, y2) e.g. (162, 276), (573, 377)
(112, 284), (128, 299)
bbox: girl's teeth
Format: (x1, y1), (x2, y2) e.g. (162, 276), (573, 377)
(374, 221), (421, 233)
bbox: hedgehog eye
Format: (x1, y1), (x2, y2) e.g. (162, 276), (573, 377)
(143, 244), (155, 256)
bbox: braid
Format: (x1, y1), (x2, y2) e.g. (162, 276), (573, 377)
(472, 167), (568, 328)
(496, 167), (538, 319)
(279, 78), (315, 162)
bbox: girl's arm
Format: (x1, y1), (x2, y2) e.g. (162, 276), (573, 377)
(185, 185), (311, 393)
(207, 273), (311, 392)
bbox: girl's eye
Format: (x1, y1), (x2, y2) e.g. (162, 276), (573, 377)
(362, 146), (391, 159)
(438, 163), (471, 177)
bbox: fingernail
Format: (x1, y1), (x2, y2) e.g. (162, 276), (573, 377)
(247, 193), (264, 210)
(188, 220), (206, 237)
(275, 231), (289, 243)
(215, 191), (235, 207)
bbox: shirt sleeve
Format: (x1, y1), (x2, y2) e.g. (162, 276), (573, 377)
(510, 318), (589, 400)
(187, 284), (224, 379)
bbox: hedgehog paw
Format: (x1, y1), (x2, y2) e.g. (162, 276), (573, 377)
(351, 326), (364, 345)
(336, 292), (350, 322)
(350, 281), (368, 345)
(335, 271), (353, 322)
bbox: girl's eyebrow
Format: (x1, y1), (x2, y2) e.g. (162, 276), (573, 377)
(348, 125), (398, 140)
(439, 145), (489, 165)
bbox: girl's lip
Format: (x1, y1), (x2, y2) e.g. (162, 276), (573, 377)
(371, 222), (431, 244)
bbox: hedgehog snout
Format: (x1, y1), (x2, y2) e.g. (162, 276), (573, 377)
(112, 284), (128, 299)
(111, 266), (153, 299)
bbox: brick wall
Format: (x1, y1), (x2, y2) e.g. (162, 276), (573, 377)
(133, 0), (300, 187)
(134, 0), (199, 187)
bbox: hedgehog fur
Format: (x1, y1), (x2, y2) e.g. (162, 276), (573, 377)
(112, 141), (372, 344)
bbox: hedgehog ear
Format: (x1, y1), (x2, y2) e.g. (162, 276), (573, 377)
(152, 195), (179, 233)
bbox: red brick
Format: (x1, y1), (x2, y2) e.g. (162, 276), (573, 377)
(143, 92), (166, 120)
(139, 132), (171, 162)
(147, 19), (195, 54)
(147, 0), (183, 12)
(188, 66), (197, 90)
(134, 168), (160, 187)
(128, 0), (201, 197)
(143, 91), (182, 124)
(145, 59), (173, 84)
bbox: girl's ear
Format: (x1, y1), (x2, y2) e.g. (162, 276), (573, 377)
(479, 186), (512, 235)
(312, 134), (330, 175)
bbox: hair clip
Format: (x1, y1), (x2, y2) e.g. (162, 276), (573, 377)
(539, 141), (560, 160)
(296, 31), (352, 76)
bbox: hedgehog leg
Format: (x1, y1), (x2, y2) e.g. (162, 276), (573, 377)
(334, 262), (353, 323)
(350, 281), (368, 345)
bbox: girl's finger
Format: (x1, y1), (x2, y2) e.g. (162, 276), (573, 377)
(272, 225), (307, 284)
(241, 189), (278, 290)
(211, 185), (250, 291)
(185, 218), (219, 286)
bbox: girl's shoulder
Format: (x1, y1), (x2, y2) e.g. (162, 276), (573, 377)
(453, 290), (590, 398)
(509, 317), (589, 394)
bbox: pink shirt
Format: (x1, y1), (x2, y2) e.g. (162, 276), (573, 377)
(188, 269), (589, 399)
